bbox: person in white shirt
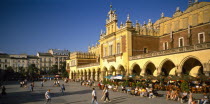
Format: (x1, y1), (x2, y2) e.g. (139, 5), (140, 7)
(91, 88), (98, 104)
(45, 89), (51, 104)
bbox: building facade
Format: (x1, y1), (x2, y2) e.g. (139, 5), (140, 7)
(0, 49), (70, 73)
(67, 1), (210, 81)
(48, 49), (69, 70)
(0, 53), (40, 72)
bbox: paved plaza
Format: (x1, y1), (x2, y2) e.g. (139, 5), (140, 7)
(0, 80), (205, 104)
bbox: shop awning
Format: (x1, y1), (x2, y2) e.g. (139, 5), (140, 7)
(189, 66), (201, 77)
(169, 67), (176, 76)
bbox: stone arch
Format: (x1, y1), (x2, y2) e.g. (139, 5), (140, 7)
(144, 61), (156, 76)
(117, 64), (126, 76)
(102, 66), (108, 77)
(109, 66), (116, 76)
(131, 63), (141, 76)
(159, 58), (176, 76)
(180, 55), (203, 76)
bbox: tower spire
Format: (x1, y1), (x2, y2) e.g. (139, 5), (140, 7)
(126, 14), (131, 22)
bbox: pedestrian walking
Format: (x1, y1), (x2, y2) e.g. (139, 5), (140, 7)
(41, 81), (44, 87)
(61, 84), (65, 95)
(91, 88), (98, 104)
(30, 84), (33, 91)
(1, 86), (6, 96)
(103, 87), (111, 102)
(57, 80), (60, 87)
(45, 89), (51, 104)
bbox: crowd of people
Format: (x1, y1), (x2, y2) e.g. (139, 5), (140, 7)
(1, 78), (210, 104)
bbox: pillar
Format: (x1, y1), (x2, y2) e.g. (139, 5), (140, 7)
(69, 72), (72, 79)
(79, 73), (82, 80)
(82, 73), (85, 80)
(87, 72), (90, 80)
(95, 72), (98, 81)
(157, 67), (161, 76)
(90, 72), (94, 80)
(176, 65), (182, 77)
(203, 63), (210, 76)
(100, 71), (105, 81)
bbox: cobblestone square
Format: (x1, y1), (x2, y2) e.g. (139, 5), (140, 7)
(0, 80), (205, 104)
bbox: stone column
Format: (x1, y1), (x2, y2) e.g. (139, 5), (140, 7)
(69, 72), (72, 79)
(95, 72), (98, 81)
(100, 71), (105, 81)
(203, 63), (210, 76)
(82, 73), (85, 80)
(86, 72), (89, 80)
(157, 67), (161, 76)
(79, 73), (82, 80)
(176, 65), (182, 77)
(90, 72), (94, 80)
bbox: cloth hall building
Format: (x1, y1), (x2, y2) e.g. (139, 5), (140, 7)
(66, 1), (210, 81)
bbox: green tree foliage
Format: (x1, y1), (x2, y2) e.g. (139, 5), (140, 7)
(6, 66), (14, 73)
(48, 65), (58, 75)
(181, 81), (190, 92)
(27, 64), (39, 80)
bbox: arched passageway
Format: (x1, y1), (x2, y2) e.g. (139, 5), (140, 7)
(145, 63), (156, 76)
(118, 65), (126, 76)
(182, 58), (203, 77)
(132, 64), (141, 76)
(161, 60), (176, 76)
(109, 66), (116, 76)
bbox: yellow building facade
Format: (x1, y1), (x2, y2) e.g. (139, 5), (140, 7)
(67, 1), (210, 81)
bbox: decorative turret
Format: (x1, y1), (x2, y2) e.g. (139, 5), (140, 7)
(135, 20), (140, 31)
(147, 19), (153, 28)
(161, 12), (164, 18)
(126, 14), (132, 28)
(105, 5), (118, 35)
(176, 7), (180, 12)
(106, 5), (117, 24)
(120, 22), (124, 28)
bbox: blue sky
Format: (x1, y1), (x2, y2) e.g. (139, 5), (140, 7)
(0, 0), (210, 55)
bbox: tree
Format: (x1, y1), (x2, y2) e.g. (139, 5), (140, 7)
(61, 71), (69, 78)
(181, 81), (190, 92)
(27, 64), (39, 80)
(18, 67), (25, 76)
(6, 66), (14, 73)
(48, 65), (58, 75)
(60, 62), (66, 73)
(60, 62), (68, 78)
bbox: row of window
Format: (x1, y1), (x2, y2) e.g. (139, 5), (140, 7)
(103, 43), (121, 57)
(163, 32), (205, 50)
(0, 59), (7, 62)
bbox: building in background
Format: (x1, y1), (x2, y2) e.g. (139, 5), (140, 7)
(48, 49), (69, 70)
(0, 49), (70, 74)
(37, 52), (54, 73)
(0, 53), (10, 70)
(9, 54), (28, 72)
(68, 1), (210, 81)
